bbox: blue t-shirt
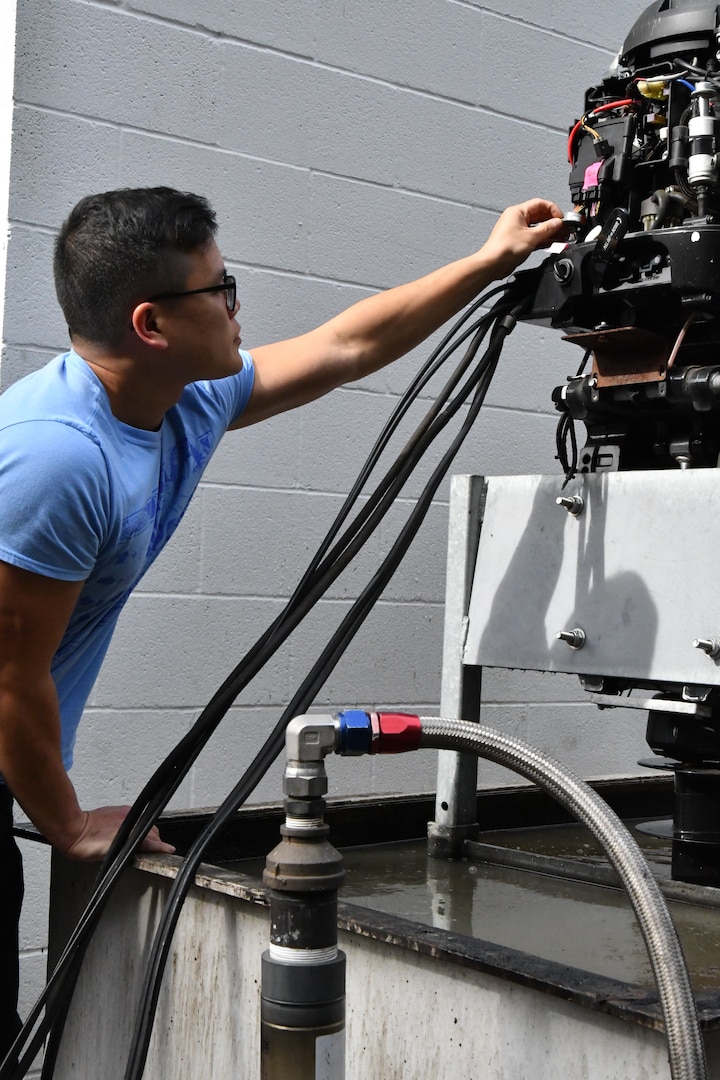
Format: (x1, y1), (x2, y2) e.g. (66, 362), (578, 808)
(0, 348), (255, 768)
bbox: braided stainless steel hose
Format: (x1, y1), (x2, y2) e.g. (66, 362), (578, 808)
(419, 717), (706, 1080)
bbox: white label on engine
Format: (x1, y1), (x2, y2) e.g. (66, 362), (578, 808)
(316, 1030), (345, 1079)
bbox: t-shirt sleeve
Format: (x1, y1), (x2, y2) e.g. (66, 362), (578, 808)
(0, 420), (110, 580)
(190, 350), (256, 429)
(228, 350), (255, 424)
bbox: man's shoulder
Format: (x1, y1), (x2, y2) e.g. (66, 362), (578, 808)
(0, 352), (104, 444)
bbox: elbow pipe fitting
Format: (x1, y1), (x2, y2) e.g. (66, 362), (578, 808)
(285, 710), (422, 763)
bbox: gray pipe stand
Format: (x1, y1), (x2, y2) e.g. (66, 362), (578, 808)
(430, 469), (720, 883)
(428, 474), (486, 859)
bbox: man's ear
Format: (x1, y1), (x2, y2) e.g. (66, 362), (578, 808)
(130, 301), (170, 349)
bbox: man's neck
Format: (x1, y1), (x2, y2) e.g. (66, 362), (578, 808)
(71, 340), (183, 431)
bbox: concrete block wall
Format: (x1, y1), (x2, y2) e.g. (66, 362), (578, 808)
(4, 0), (652, 1052)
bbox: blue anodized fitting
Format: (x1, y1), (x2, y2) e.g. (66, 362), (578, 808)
(335, 709), (373, 756)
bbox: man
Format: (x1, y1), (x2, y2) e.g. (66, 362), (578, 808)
(0, 187), (565, 1050)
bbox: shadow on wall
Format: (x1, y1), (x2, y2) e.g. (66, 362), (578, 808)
(473, 476), (659, 683)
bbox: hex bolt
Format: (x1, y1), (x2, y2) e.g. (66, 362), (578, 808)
(556, 495), (584, 517)
(693, 637), (720, 659)
(557, 628), (586, 650)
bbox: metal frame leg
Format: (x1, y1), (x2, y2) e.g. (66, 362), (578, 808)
(428, 475), (486, 859)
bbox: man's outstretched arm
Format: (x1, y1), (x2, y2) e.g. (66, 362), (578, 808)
(234, 198), (565, 427)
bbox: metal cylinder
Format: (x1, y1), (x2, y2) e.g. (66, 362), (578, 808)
(261, 859), (346, 1080)
(261, 949), (346, 1080)
(688, 83), (717, 186)
(672, 765), (720, 886)
(261, 732), (346, 1080)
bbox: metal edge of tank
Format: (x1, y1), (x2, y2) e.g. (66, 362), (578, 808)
(33, 776), (720, 1033)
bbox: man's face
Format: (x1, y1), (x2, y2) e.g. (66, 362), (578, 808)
(158, 240), (242, 382)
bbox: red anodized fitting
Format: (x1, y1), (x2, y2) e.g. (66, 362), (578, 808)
(369, 712), (422, 754)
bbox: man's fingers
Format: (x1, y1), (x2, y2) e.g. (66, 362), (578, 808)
(140, 826), (176, 854)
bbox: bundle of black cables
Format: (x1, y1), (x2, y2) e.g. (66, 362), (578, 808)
(1, 275), (533, 1080)
(555, 348), (592, 486)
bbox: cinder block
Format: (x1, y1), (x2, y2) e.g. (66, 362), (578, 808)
(342, 307), (569, 418)
(16, 0), (223, 144)
(119, 132), (312, 275)
(16, 840), (50, 950)
(456, 122), (568, 210)
(226, 270), (373, 356)
(478, 699), (651, 781)
(485, 319), (582, 415)
(303, 394), (557, 506)
(17, 951), (50, 1046)
(288, 596), (445, 705)
(441, 406), (560, 478)
(216, 38), (566, 208)
(186, 704), (288, 807)
(550, 0), (650, 49)
(295, 387), (404, 496)
(71, 708), (198, 810)
(368, 741), (443, 794)
(4, 227), (66, 348)
(306, 177), (475, 292)
(374, 498), (449, 606)
(315, 0), (482, 102)
(474, 0), (643, 49)
(88, 594), (294, 709)
(479, 14), (612, 130)
(199, 485), (382, 600)
(125, 0), (317, 55)
(481, 667), (592, 706)
(10, 107), (121, 228)
(217, 43), (329, 169)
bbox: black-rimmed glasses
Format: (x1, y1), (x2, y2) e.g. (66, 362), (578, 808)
(148, 272), (237, 313)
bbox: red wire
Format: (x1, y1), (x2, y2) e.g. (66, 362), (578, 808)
(567, 98), (636, 163)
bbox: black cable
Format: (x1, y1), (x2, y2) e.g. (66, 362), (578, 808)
(122, 305), (520, 1080)
(555, 348), (592, 486)
(297, 303), (515, 588)
(556, 410), (578, 485)
(3, 286), (521, 1080)
(293, 282), (512, 592)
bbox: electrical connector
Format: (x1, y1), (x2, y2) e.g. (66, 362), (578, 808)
(637, 79), (667, 101)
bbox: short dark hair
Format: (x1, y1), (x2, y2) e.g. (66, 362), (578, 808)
(53, 187), (218, 348)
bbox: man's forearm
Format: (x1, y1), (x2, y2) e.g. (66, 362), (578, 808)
(0, 682), (87, 852)
(321, 249), (503, 381)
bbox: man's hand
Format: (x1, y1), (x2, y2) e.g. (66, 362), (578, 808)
(481, 198), (567, 279)
(64, 804), (175, 861)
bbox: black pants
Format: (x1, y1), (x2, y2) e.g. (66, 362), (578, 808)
(0, 786), (23, 1060)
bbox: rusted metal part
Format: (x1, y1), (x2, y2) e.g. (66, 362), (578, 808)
(563, 326), (670, 386)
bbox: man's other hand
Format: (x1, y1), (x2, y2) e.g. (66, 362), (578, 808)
(64, 804), (176, 860)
